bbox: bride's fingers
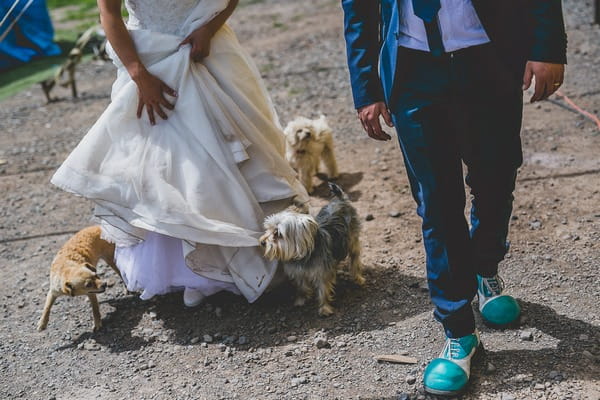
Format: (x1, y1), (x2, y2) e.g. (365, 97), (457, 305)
(179, 35), (192, 47)
(146, 105), (156, 125)
(160, 95), (175, 111)
(154, 104), (168, 120)
(161, 84), (178, 98)
(136, 99), (143, 119)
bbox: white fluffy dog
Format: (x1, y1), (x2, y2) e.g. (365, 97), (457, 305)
(284, 115), (338, 194)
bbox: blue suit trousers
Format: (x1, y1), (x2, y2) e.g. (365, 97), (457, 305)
(390, 44), (523, 338)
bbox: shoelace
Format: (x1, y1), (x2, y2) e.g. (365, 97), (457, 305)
(483, 275), (505, 296)
(441, 338), (462, 359)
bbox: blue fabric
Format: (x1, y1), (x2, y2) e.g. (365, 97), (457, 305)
(341, 0), (567, 110)
(0, 0), (61, 70)
(389, 45), (523, 338)
(412, 0), (441, 22)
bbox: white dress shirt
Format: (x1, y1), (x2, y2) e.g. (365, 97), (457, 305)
(397, 0), (490, 52)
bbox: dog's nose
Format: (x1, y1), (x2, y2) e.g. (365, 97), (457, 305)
(260, 240), (266, 247)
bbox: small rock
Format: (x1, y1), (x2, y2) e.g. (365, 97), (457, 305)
(291, 377), (307, 386)
(389, 211), (402, 218)
(287, 335), (297, 342)
(405, 375), (416, 384)
(519, 330), (534, 341)
(548, 371), (561, 380)
(529, 220), (542, 230)
(501, 393), (516, 400)
(485, 362), (496, 374)
(267, 326), (277, 334)
(534, 383), (545, 390)
(365, 214), (375, 221)
(397, 394), (410, 400)
(190, 337), (200, 344)
(203, 334), (213, 343)
(238, 336), (248, 345)
(215, 307), (222, 317)
(314, 337), (331, 349)
(582, 350), (595, 361)
(579, 334), (589, 341)
(203, 357), (211, 366)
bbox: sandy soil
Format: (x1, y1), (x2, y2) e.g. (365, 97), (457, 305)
(0, 0), (599, 399)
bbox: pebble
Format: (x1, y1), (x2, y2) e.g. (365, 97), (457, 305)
(579, 334), (589, 341)
(314, 338), (331, 349)
(534, 383), (545, 390)
(287, 335), (297, 342)
(582, 350), (595, 361)
(405, 375), (416, 385)
(519, 330), (534, 341)
(389, 211), (402, 218)
(485, 362), (496, 374)
(203, 334), (213, 343)
(548, 371), (562, 380)
(291, 377), (307, 386)
(529, 220), (542, 230)
(397, 394), (410, 400)
(215, 307), (222, 317)
(190, 337), (200, 344)
(238, 336), (248, 345)
(365, 214), (374, 221)
(500, 393), (516, 400)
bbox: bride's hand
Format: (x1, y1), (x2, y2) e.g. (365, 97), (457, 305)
(132, 68), (177, 125)
(179, 25), (213, 62)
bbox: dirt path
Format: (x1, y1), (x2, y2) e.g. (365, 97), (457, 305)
(1, 1), (599, 399)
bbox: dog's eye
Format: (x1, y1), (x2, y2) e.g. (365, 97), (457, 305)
(85, 281), (93, 288)
(296, 130), (303, 135)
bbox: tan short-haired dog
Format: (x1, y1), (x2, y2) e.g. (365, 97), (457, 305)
(37, 226), (119, 332)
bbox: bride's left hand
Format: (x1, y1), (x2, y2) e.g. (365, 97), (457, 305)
(179, 26), (213, 62)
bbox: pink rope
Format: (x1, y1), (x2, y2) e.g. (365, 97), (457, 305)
(554, 90), (600, 131)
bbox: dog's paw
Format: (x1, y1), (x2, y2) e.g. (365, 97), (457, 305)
(318, 304), (334, 317)
(93, 322), (102, 332)
(294, 296), (307, 307)
(354, 274), (366, 286)
(37, 322), (47, 331)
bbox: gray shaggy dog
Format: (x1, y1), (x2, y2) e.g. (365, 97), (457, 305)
(260, 183), (364, 316)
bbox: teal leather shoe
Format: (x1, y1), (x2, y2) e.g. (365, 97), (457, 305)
(423, 331), (481, 396)
(477, 275), (521, 327)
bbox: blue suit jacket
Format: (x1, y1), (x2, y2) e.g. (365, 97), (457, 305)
(342, 0), (568, 109)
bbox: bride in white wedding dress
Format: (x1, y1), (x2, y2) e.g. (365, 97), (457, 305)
(51, 0), (309, 305)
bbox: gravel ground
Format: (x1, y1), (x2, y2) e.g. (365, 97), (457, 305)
(1, 0), (599, 399)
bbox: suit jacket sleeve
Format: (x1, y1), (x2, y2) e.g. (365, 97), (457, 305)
(529, 0), (567, 64)
(341, 0), (385, 109)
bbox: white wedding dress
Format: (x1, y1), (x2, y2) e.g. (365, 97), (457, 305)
(51, 0), (308, 302)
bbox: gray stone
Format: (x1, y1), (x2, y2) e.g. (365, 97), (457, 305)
(365, 214), (375, 221)
(215, 307), (222, 317)
(238, 336), (248, 345)
(190, 337), (200, 345)
(519, 330), (534, 341)
(314, 337), (330, 349)
(203, 334), (213, 343)
(389, 211), (402, 218)
(500, 393), (516, 400)
(291, 377), (307, 386)
(405, 375), (416, 385)
(287, 335), (297, 342)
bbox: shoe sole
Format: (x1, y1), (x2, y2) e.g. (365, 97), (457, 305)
(423, 343), (486, 397)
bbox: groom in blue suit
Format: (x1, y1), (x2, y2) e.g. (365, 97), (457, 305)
(342, 0), (566, 395)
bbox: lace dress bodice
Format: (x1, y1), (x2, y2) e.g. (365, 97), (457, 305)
(125, 0), (201, 35)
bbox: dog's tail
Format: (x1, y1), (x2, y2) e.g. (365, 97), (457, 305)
(328, 182), (348, 201)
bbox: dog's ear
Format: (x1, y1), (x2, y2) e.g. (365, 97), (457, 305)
(83, 263), (96, 273)
(63, 282), (74, 297)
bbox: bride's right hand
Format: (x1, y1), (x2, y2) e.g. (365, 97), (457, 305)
(132, 68), (178, 125)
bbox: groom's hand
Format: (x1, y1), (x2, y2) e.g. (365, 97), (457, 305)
(357, 102), (393, 141)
